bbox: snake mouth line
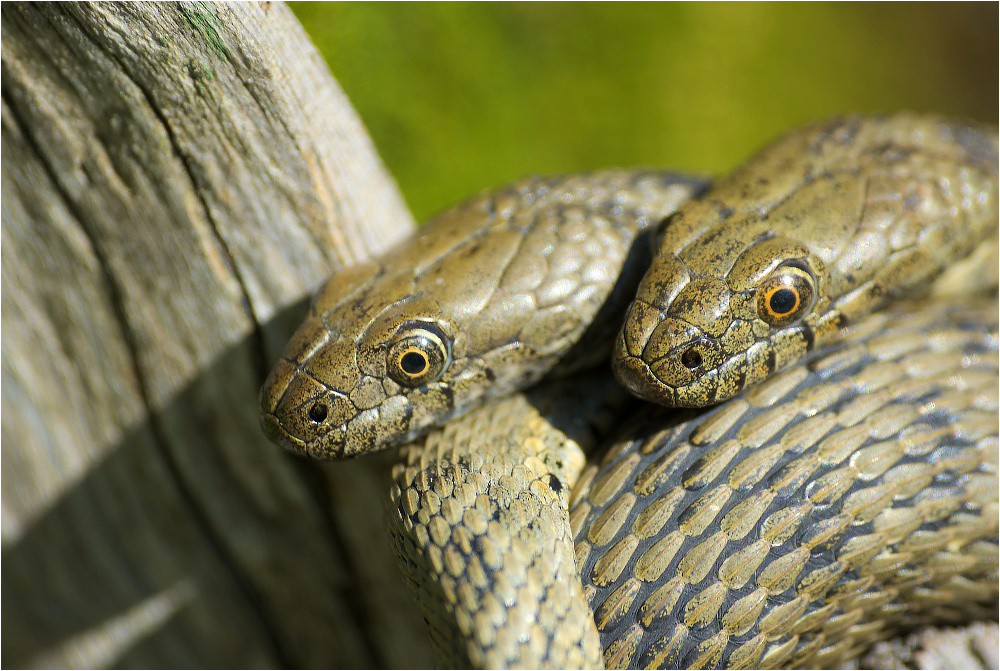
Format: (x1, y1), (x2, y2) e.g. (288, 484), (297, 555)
(614, 349), (757, 408)
(261, 412), (309, 454)
(616, 318), (824, 409)
(613, 353), (681, 406)
(262, 411), (358, 459)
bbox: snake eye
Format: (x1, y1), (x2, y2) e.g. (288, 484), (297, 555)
(756, 264), (815, 328)
(386, 323), (451, 387)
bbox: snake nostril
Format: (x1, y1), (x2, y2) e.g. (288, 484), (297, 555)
(680, 348), (702, 369)
(308, 402), (329, 423)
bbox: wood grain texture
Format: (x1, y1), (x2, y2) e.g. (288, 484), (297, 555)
(1, 1), (432, 667)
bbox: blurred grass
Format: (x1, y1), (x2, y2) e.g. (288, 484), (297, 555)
(291, 2), (998, 221)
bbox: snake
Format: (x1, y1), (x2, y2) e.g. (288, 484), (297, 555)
(259, 113), (999, 668)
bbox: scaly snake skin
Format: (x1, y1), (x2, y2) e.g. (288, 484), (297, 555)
(387, 300), (997, 669)
(387, 375), (612, 668)
(572, 301), (997, 669)
(260, 114), (999, 668)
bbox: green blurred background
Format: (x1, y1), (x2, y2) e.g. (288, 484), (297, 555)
(291, 2), (997, 222)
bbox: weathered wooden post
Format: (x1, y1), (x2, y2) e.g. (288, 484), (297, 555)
(2, 2), (433, 666)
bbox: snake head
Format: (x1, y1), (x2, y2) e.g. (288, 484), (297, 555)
(613, 234), (830, 407)
(259, 276), (491, 458)
(613, 114), (999, 408)
(260, 314), (358, 458)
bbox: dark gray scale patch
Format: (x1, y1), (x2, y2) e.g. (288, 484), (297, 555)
(765, 348), (777, 373)
(801, 325), (816, 351)
(438, 385), (455, 411)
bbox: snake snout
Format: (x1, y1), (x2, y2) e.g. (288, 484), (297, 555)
(612, 358), (676, 406)
(260, 412), (307, 454)
(611, 320), (706, 407)
(643, 317), (721, 383)
(615, 269), (746, 408)
(613, 311), (759, 408)
(258, 358), (355, 458)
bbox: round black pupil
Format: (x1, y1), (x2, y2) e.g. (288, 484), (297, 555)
(680, 348), (702, 369)
(308, 402), (328, 423)
(769, 288), (797, 314)
(400, 351), (427, 375)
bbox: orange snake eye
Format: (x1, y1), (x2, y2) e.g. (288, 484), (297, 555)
(756, 264), (815, 328)
(386, 324), (451, 387)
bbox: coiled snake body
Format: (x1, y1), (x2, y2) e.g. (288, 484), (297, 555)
(261, 114), (999, 668)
